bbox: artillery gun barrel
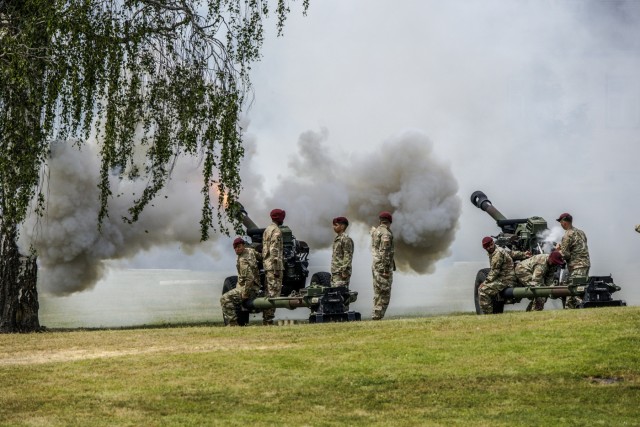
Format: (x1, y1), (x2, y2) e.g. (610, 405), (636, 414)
(236, 203), (260, 230)
(470, 190), (507, 222)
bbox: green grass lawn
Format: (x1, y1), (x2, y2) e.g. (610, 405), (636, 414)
(1, 307), (639, 426)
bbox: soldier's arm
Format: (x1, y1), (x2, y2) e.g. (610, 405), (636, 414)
(558, 232), (572, 260)
(237, 258), (250, 295)
(340, 237), (354, 276)
(510, 250), (530, 261)
(381, 235), (393, 273)
(485, 252), (503, 283)
(529, 265), (544, 287)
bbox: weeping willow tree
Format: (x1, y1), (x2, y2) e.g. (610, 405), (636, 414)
(0, 0), (308, 333)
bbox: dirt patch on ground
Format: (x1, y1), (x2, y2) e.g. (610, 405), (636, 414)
(0, 342), (292, 366)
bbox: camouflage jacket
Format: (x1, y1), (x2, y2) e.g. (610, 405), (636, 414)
(236, 248), (261, 296)
(331, 233), (354, 278)
(514, 254), (556, 287)
(558, 227), (590, 270)
(371, 224), (394, 273)
(262, 222), (284, 271)
(485, 246), (517, 286)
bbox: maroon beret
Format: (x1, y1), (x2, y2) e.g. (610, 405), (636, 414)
(270, 209), (286, 222)
(556, 213), (572, 222)
(332, 216), (349, 226)
(482, 236), (494, 249)
(232, 237), (245, 248)
(379, 211), (392, 223)
(548, 251), (565, 266)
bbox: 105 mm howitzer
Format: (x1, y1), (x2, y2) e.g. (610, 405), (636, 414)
(221, 205), (361, 325)
(470, 191), (626, 314)
(246, 285), (361, 323)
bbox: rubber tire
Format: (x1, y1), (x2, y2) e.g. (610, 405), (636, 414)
(474, 268), (489, 315)
(310, 271), (332, 287)
(222, 276), (238, 294)
(221, 276), (249, 326)
(474, 268), (505, 315)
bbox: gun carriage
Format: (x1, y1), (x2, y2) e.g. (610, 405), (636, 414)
(470, 191), (626, 314)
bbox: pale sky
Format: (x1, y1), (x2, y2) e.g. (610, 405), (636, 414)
(244, 0), (640, 303)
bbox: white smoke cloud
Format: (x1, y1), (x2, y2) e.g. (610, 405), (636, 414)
(265, 128), (461, 274)
(18, 141), (220, 295)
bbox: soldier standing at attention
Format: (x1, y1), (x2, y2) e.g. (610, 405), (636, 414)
(220, 238), (261, 326)
(331, 216), (354, 287)
(262, 209), (285, 325)
(555, 213), (590, 309)
(371, 211), (395, 320)
(478, 236), (518, 314)
(514, 251), (565, 311)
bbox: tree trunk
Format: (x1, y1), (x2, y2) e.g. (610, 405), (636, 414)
(0, 226), (40, 333)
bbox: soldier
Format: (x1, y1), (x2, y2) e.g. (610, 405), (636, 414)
(514, 251), (565, 311)
(635, 224), (640, 233)
(477, 236), (518, 314)
(262, 208), (285, 325)
(555, 213), (590, 309)
(331, 216), (354, 287)
(220, 237), (260, 326)
(371, 211), (395, 320)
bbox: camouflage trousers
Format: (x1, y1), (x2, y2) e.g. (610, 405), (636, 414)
(565, 266), (590, 309)
(262, 270), (283, 323)
(478, 280), (509, 314)
(331, 273), (350, 287)
(372, 269), (393, 320)
(220, 287), (245, 324)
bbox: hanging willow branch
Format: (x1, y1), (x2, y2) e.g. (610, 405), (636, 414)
(0, 0), (308, 240)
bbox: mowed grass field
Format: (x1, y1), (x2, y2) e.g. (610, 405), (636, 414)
(1, 307), (639, 426)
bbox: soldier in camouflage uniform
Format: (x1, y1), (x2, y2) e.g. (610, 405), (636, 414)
(220, 238), (261, 326)
(371, 211), (395, 320)
(331, 216), (354, 287)
(478, 236), (518, 314)
(555, 213), (590, 309)
(261, 209), (285, 325)
(514, 251), (565, 311)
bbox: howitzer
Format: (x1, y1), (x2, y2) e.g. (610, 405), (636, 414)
(245, 285), (361, 323)
(471, 191), (626, 314)
(221, 204), (361, 325)
(471, 190), (547, 253)
(501, 276), (626, 309)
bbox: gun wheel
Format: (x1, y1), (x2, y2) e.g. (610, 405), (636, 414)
(310, 272), (332, 287)
(474, 268), (505, 315)
(221, 276), (250, 326)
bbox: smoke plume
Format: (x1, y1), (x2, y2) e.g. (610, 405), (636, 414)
(18, 141), (219, 295)
(265, 128), (461, 274)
